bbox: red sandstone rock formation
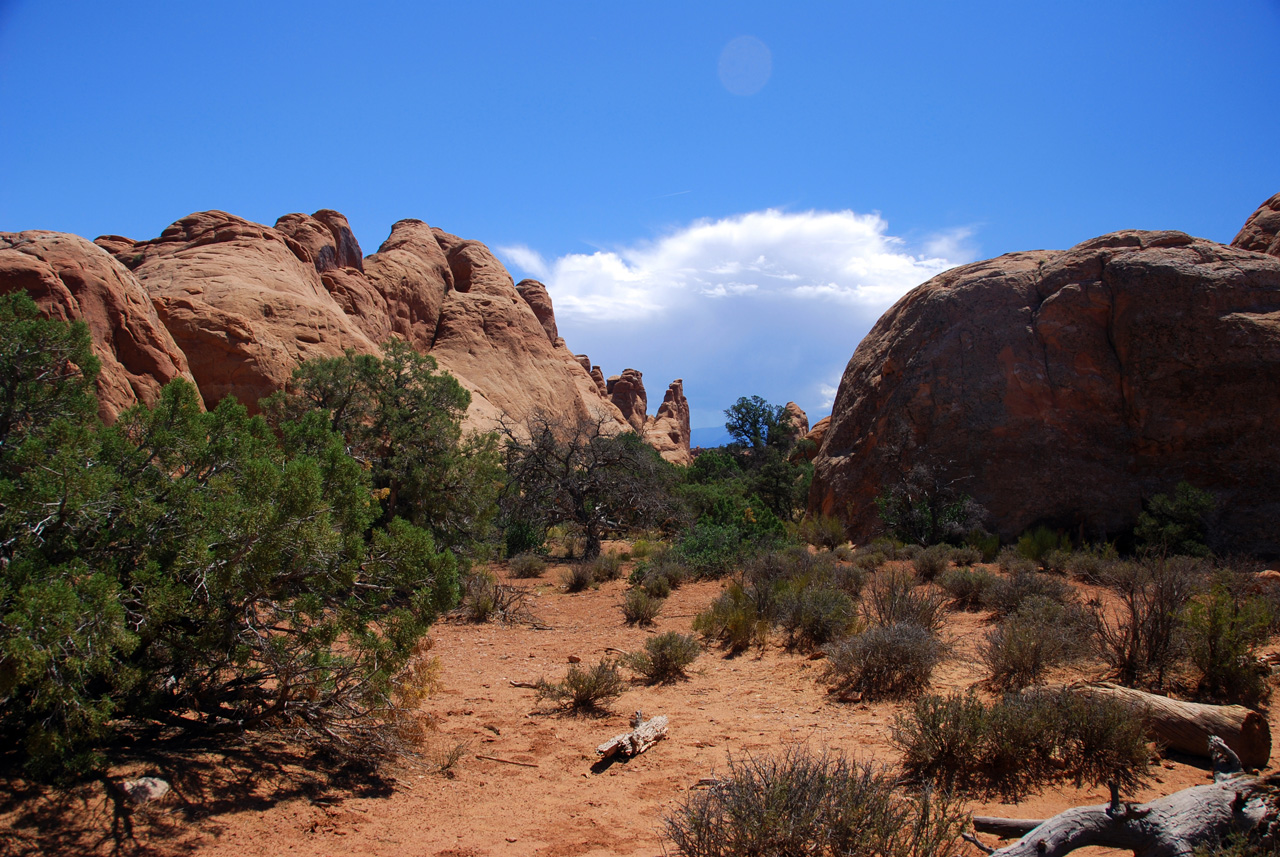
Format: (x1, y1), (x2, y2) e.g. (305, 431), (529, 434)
(0, 230), (196, 421)
(810, 227), (1280, 555)
(1233, 192), (1280, 258)
(643, 379), (692, 466)
(607, 368), (649, 433)
(516, 279), (558, 343)
(784, 402), (810, 436)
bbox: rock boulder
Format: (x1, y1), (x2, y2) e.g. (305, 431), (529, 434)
(1233, 192), (1280, 258)
(810, 228), (1280, 555)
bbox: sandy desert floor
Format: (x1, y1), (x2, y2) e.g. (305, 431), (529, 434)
(0, 548), (1263, 857)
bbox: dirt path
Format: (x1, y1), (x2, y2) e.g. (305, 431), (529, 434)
(0, 553), (1262, 856)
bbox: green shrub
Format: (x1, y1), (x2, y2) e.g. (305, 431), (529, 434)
(508, 552), (547, 579)
(981, 598), (1093, 690)
(965, 530), (1001, 562)
(863, 568), (946, 634)
(504, 518), (545, 558)
(1017, 526), (1071, 562)
(1041, 548), (1073, 575)
(776, 585), (856, 651)
(1066, 543), (1119, 583)
(630, 538), (658, 559)
(833, 544), (854, 562)
(664, 747), (967, 857)
(693, 582), (767, 653)
(893, 690), (1150, 799)
(625, 631), (700, 683)
(912, 545), (952, 581)
(996, 545), (1036, 575)
(622, 587), (665, 626)
(642, 573), (673, 598)
(562, 563), (597, 593)
(853, 550), (888, 571)
(949, 545), (983, 567)
(1183, 571), (1273, 706)
(938, 568), (998, 611)
(825, 623), (943, 700)
(983, 569), (1075, 617)
(535, 659), (625, 711)
(1136, 482), (1215, 557)
(800, 514), (848, 550)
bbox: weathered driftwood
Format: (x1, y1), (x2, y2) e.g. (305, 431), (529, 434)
(1042, 682), (1271, 769)
(983, 738), (1280, 857)
(596, 715), (669, 760)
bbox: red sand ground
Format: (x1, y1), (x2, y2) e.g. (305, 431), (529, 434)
(1, 550), (1263, 857)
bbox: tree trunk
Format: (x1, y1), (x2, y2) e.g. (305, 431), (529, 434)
(1040, 682), (1271, 769)
(983, 774), (1280, 857)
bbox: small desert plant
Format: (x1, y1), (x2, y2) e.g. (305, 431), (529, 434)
(834, 543), (855, 562)
(966, 530), (1001, 562)
(622, 587), (665, 626)
(1066, 543), (1119, 583)
(1041, 548), (1073, 575)
(663, 746), (968, 857)
(1094, 556), (1203, 687)
(1017, 526), (1071, 562)
(981, 597), (1093, 690)
(825, 622), (943, 700)
(863, 568), (947, 634)
(776, 584), (857, 651)
(625, 631), (700, 683)
(562, 562), (598, 593)
(912, 544), (952, 581)
(893, 690), (1150, 799)
(535, 659), (625, 711)
(938, 568), (998, 611)
(799, 513), (848, 550)
(949, 545), (983, 567)
(983, 568), (1075, 617)
(853, 550), (889, 571)
(459, 571), (529, 622)
(1182, 570), (1273, 706)
(641, 572), (673, 598)
(693, 582), (768, 653)
(508, 552), (547, 579)
(630, 538), (658, 559)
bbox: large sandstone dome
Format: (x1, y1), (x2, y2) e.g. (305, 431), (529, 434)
(809, 194), (1280, 555)
(0, 209), (692, 463)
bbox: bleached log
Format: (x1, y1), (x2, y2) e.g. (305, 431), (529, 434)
(1042, 682), (1271, 769)
(986, 774), (1280, 857)
(596, 715), (669, 760)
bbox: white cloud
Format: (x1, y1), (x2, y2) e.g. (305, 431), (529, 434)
(497, 209), (978, 429)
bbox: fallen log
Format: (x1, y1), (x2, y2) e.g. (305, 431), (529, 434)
(973, 817), (1044, 839)
(597, 714), (669, 760)
(1040, 682), (1271, 769)
(984, 741), (1280, 857)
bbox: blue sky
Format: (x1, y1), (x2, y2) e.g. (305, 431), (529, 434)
(2, 1), (1278, 429)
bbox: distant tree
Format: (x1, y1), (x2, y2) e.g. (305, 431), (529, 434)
(724, 395), (798, 452)
(498, 411), (674, 560)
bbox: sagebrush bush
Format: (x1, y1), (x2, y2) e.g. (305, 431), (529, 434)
(588, 551), (625, 582)
(949, 545), (983, 567)
(1094, 556), (1202, 687)
(535, 659), (625, 711)
(630, 538), (658, 559)
(800, 513), (848, 550)
(664, 747), (967, 857)
(693, 582), (767, 653)
(981, 597), (1092, 690)
(622, 587), (665, 626)
(625, 631), (700, 683)
(562, 562), (598, 593)
(1066, 543), (1118, 583)
(825, 623), (943, 700)
(996, 546), (1036, 576)
(776, 584), (856, 651)
(508, 552), (547, 579)
(938, 568), (998, 611)
(459, 571), (528, 623)
(912, 545), (952, 581)
(834, 544), (855, 562)
(983, 569), (1075, 617)
(863, 568), (946, 634)
(893, 690), (1150, 799)
(853, 550), (889, 571)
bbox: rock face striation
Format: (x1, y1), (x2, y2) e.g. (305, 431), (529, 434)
(3, 208), (692, 462)
(810, 217), (1280, 555)
(0, 230), (196, 422)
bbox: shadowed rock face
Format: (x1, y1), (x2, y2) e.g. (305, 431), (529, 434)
(810, 227), (1280, 555)
(644, 379), (692, 466)
(0, 230), (196, 422)
(608, 369), (649, 433)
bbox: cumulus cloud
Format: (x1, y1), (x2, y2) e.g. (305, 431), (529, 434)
(497, 209), (976, 428)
